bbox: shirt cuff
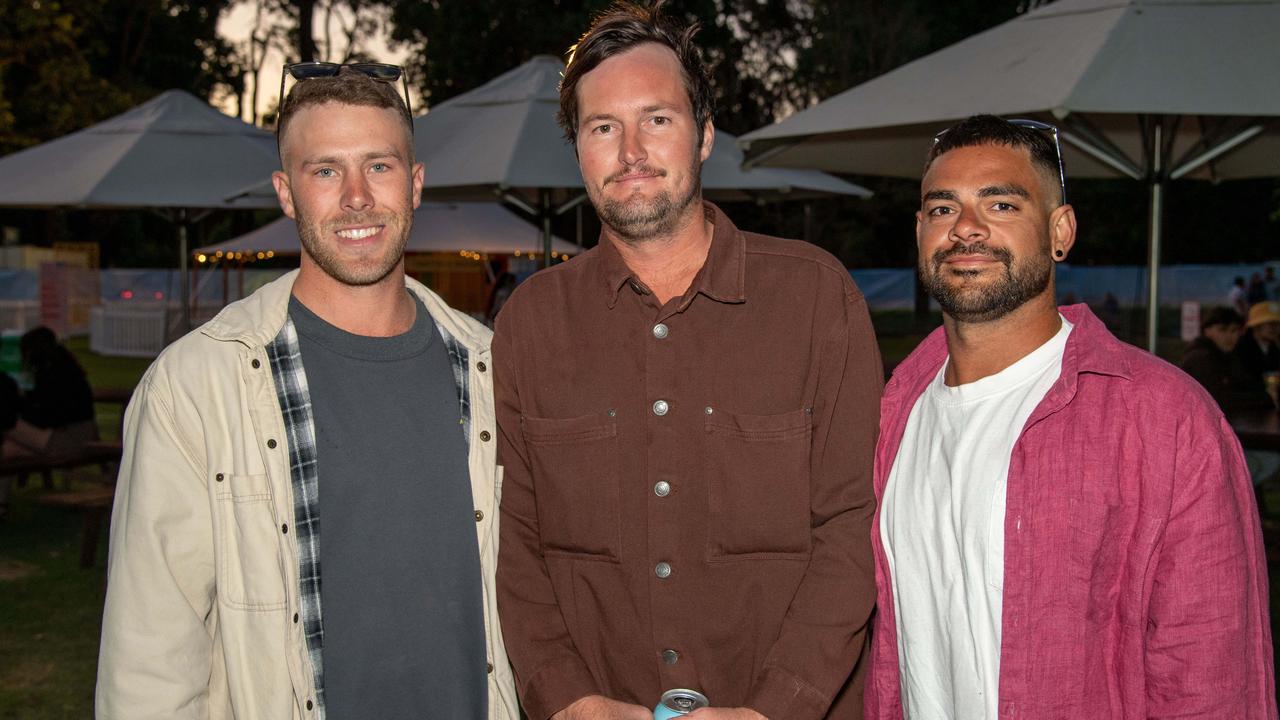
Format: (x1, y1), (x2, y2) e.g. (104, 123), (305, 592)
(520, 661), (601, 720)
(746, 665), (832, 720)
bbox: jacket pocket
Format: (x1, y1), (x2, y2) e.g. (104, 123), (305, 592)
(522, 413), (620, 561)
(214, 473), (287, 610)
(704, 407), (812, 559)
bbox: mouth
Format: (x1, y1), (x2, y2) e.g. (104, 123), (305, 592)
(606, 167), (666, 186)
(333, 225), (384, 243)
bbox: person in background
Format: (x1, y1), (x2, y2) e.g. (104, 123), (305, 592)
(2, 326), (96, 461)
(1236, 300), (1280, 383)
(0, 370), (20, 519)
(867, 115), (1275, 720)
(1263, 266), (1278, 301)
(1181, 307), (1271, 412)
(485, 271), (517, 326)
(1247, 272), (1268, 306)
(1229, 275), (1249, 316)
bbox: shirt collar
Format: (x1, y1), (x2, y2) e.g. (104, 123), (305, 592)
(599, 201), (747, 309)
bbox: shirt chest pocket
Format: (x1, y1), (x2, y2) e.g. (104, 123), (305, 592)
(214, 473), (288, 610)
(704, 407), (812, 559)
(522, 413), (621, 561)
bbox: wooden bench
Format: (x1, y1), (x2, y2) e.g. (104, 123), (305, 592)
(2, 440), (123, 489)
(38, 484), (117, 568)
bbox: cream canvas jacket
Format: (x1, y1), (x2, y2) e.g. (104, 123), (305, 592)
(96, 270), (519, 719)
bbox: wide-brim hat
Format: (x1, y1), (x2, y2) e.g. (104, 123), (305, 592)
(1247, 301), (1280, 328)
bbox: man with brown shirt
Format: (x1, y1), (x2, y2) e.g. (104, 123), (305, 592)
(493, 4), (882, 720)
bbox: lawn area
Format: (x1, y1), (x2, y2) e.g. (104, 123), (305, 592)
(0, 319), (1276, 717)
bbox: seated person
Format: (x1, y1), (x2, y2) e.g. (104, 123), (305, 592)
(2, 327), (96, 461)
(1181, 307), (1271, 412)
(1182, 308), (1280, 500)
(1237, 300), (1280, 381)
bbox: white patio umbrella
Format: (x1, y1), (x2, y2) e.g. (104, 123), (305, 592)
(0, 90), (280, 326)
(739, 0), (1280, 351)
(412, 56), (870, 262)
(196, 202), (577, 257)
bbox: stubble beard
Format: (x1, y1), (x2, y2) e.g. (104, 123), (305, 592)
(920, 240), (1053, 323)
(593, 160), (703, 244)
(296, 205), (411, 287)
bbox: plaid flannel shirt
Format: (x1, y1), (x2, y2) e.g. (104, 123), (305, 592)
(266, 314), (471, 718)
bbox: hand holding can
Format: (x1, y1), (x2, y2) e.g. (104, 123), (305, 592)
(654, 689), (709, 719)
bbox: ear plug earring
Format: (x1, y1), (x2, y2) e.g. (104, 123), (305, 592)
(1054, 249), (1064, 259)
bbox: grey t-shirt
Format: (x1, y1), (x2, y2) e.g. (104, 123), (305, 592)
(290, 294), (486, 719)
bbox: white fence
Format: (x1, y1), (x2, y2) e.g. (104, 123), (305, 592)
(0, 300), (39, 334)
(90, 303), (170, 358)
(88, 303), (221, 358)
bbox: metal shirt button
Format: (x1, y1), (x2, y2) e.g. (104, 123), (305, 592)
(479, 430), (491, 442)
(654, 481), (671, 497)
(652, 323), (669, 339)
(704, 406), (713, 415)
(662, 649), (679, 665)
(475, 509), (484, 522)
(487, 662), (494, 674)
(653, 400), (669, 416)
(477, 361), (487, 372)
(655, 562), (672, 578)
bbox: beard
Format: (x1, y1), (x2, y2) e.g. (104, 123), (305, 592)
(592, 160), (702, 243)
(296, 205), (410, 287)
(919, 240), (1052, 323)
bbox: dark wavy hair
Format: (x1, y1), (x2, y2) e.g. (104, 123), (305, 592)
(558, 0), (715, 145)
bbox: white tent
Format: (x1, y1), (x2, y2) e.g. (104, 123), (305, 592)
(739, 0), (1280, 350)
(197, 203), (577, 257)
(0, 90), (280, 323)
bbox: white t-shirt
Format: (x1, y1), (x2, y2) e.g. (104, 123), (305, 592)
(881, 317), (1072, 720)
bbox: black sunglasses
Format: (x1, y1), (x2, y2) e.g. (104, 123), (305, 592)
(933, 118), (1067, 205)
(279, 62), (413, 130)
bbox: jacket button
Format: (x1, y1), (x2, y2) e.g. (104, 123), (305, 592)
(477, 361), (487, 372)
(652, 400), (669, 416)
(654, 481), (670, 497)
(474, 510), (484, 522)
(479, 430), (491, 442)
(486, 662), (494, 674)
(293, 613), (299, 623)
(655, 562), (672, 578)
(281, 523), (288, 534)
(215, 473), (224, 483)
(306, 699), (313, 711)
(661, 649), (679, 665)
(267, 439), (277, 449)
(251, 358), (261, 369)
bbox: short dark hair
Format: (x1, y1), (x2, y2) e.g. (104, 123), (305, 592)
(276, 68), (413, 159)
(925, 115), (1062, 202)
(558, 0), (715, 145)
(1203, 306), (1244, 331)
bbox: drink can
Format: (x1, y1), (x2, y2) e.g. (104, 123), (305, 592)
(653, 689), (709, 719)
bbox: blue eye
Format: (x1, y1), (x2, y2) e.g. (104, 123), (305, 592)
(316, 168), (335, 178)
(371, 163), (389, 173)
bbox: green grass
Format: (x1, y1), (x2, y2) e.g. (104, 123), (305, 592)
(0, 479), (108, 719)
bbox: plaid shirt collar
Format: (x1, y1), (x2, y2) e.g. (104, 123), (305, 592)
(265, 312), (471, 717)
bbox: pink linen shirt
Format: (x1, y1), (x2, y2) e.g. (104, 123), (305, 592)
(866, 304), (1277, 719)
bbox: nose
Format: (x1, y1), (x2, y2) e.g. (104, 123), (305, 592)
(618, 128), (647, 167)
(948, 204), (988, 244)
(341, 171), (373, 213)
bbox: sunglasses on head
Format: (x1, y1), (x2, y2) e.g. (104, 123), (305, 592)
(279, 62), (413, 129)
(933, 118), (1067, 205)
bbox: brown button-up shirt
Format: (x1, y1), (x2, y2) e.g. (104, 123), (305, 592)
(494, 203), (882, 720)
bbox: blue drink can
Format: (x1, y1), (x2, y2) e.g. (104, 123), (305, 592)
(654, 689), (709, 719)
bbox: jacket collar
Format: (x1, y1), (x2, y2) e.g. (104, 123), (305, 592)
(886, 303), (1134, 405)
(200, 268), (491, 354)
(599, 200), (747, 309)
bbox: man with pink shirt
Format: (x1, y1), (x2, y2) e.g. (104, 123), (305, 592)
(866, 115), (1276, 719)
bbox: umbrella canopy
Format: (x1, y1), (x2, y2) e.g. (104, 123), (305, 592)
(0, 89), (280, 328)
(739, 0), (1280, 350)
(196, 203), (578, 257)
(0, 89), (278, 209)
(413, 55), (870, 202)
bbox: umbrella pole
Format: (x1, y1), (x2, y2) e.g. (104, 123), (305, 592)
(178, 211), (191, 332)
(541, 189), (553, 268)
(1145, 120), (1165, 354)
